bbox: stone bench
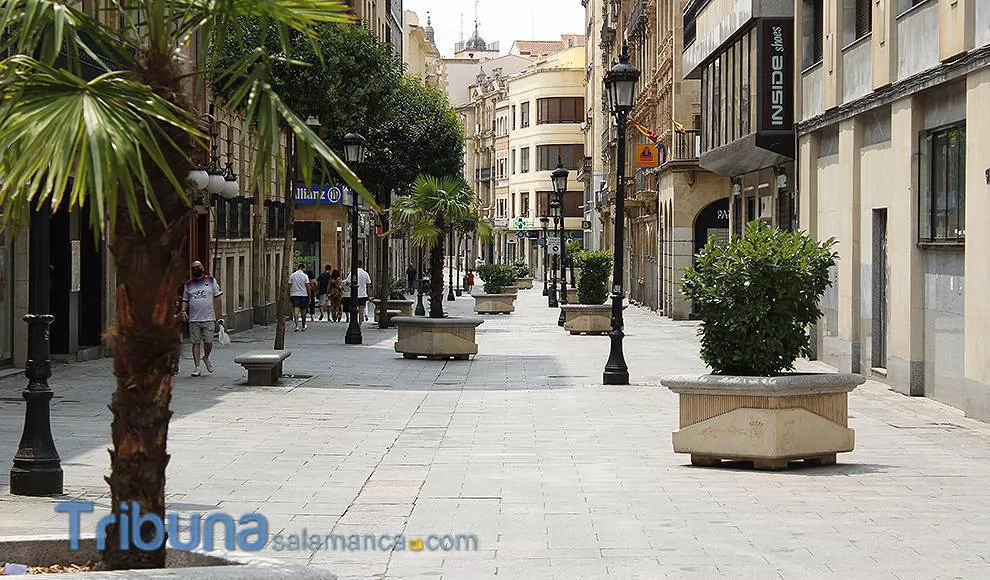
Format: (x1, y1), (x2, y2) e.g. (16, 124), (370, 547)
(234, 350), (291, 386)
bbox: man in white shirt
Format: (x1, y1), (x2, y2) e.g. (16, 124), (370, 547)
(288, 263), (310, 331)
(343, 260), (373, 326)
(182, 260), (224, 377)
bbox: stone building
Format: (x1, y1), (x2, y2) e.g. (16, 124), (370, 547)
(795, 0), (990, 421)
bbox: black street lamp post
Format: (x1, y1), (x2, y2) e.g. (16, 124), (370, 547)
(455, 230), (463, 297)
(602, 45), (640, 385)
(547, 199), (559, 308)
(10, 207), (63, 496)
(552, 162), (570, 327)
(343, 132), (366, 345)
(540, 216), (549, 296)
(446, 227), (455, 301)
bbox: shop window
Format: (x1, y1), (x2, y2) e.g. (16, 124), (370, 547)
(919, 124), (965, 243)
(802, 0), (824, 69)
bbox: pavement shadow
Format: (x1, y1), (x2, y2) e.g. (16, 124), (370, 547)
(682, 460), (894, 475)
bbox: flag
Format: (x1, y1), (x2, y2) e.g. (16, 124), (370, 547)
(673, 120), (687, 134)
(628, 118), (659, 144)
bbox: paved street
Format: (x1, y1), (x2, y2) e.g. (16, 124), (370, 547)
(2, 283), (990, 579)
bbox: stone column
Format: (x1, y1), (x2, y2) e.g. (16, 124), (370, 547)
(837, 118), (863, 373)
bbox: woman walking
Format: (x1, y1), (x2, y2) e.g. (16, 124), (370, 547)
(329, 269), (344, 322)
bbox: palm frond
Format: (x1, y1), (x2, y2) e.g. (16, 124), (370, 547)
(0, 56), (200, 233)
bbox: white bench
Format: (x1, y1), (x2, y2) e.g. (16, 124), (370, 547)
(234, 350), (291, 386)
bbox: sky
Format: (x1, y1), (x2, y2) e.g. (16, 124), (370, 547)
(402, 0), (585, 58)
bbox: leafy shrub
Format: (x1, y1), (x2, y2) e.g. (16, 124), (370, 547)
(388, 277), (407, 300)
(575, 251), (612, 305)
(681, 221), (837, 376)
(511, 260), (531, 278)
(477, 264), (517, 294)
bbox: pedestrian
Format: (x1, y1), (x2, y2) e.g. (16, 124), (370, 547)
(329, 269), (343, 322)
(181, 260), (224, 377)
(171, 284), (184, 376)
(475, 255), (484, 268)
(317, 264), (332, 321)
(289, 263), (310, 331)
(343, 260), (373, 326)
(466, 270), (475, 293)
(405, 263), (417, 293)
(306, 269), (317, 323)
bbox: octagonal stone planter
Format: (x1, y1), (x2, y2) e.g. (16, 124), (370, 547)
(661, 373), (865, 470)
(393, 316), (483, 360)
(515, 277), (534, 289)
(560, 303), (611, 335)
(0, 536), (335, 578)
(473, 293), (516, 314)
(502, 285), (519, 295)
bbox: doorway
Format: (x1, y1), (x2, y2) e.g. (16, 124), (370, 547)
(871, 209), (888, 371)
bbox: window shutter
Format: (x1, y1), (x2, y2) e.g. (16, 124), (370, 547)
(814, 2), (824, 63)
(855, 0), (872, 39)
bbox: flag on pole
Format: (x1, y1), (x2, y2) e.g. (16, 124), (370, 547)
(673, 120), (687, 134)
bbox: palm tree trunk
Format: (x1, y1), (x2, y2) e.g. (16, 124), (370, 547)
(429, 221), (445, 318)
(101, 52), (192, 571)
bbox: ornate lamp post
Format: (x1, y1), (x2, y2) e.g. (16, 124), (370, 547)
(552, 161), (570, 326)
(10, 206), (63, 496)
(540, 215), (550, 296)
(446, 227), (455, 301)
(602, 45), (640, 385)
(547, 196), (560, 308)
(343, 132), (366, 345)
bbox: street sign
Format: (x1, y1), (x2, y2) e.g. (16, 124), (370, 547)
(525, 230), (540, 239)
(635, 144), (659, 167)
(515, 230), (526, 238)
(547, 237), (561, 255)
(537, 238), (547, 247)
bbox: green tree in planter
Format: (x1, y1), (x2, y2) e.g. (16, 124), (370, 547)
(389, 176), (488, 318)
(681, 221), (838, 376)
(574, 251), (613, 304)
(511, 260), (531, 278)
(476, 264), (516, 294)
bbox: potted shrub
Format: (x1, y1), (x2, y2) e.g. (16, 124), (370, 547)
(473, 264), (518, 314)
(512, 260), (534, 289)
(389, 176), (489, 359)
(662, 221), (864, 470)
(371, 278), (414, 326)
(561, 251), (613, 335)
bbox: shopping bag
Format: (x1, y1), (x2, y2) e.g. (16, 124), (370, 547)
(217, 323), (231, 346)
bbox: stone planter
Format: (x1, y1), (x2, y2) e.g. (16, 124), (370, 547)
(393, 316), (483, 360)
(0, 536), (334, 579)
(566, 288), (577, 302)
(502, 285), (519, 295)
(560, 303), (611, 335)
(515, 277), (534, 289)
(661, 373), (865, 470)
(370, 299), (414, 327)
(473, 293), (516, 314)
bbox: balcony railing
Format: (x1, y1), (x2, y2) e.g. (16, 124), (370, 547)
(476, 167), (492, 182)
(626, 0), (647, 38)
(670, 130), (700, 162)
(601, 125), (617, 151)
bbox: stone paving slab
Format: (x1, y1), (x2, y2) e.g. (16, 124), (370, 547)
(2, 281), (990, 578)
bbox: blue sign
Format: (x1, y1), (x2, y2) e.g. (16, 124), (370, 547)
(294, 184), (347, 205)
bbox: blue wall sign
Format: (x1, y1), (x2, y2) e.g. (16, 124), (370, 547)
(294, 184), (348, 205)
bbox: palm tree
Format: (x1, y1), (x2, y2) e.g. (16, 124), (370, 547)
(389, 176), (487, 318)
(0, 0), (376, 570)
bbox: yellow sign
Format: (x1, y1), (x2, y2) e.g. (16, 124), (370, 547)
(635, 144), (659, 167)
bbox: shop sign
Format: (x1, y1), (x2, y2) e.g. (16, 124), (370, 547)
(635, 144), (659, 167)
(758, 19), (793, 132)
(294, 184), (347, 205)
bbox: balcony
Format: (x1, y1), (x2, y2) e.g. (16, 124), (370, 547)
(576, 156), (593, 181)
(600, 17), (616, 48)
(475, 167), (492, 182)
(670, 130), (701, 162)
(626, 0), (647, 38)
(601, 126), (617, 151)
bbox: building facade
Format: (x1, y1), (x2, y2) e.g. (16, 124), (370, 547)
(344, 0), (404, 58)
(795, 0), (990, 421)
(402, 10), (441, 87)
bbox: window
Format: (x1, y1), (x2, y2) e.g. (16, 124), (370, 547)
(497, 157), (507, 179)
(520, 147), (530, 173)
(537, 144), (584, 171)
(240, 198), (251, 238)
(497, 198), (507, 217)
(844, 0), (872, 44)
(521, 193), (530, 217)
(511, 105), (516, 130)
(802, 0), (824, 69)
(897, 0), (926, 15)
(920, 124), (965, 243)
(227, 198), (240, 237)
(511, 149), (516, 174)
(537, 97), (585, 124)
(520, 102), (530, 128)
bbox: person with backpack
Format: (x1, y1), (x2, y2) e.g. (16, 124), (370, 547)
(316, 264), (332, 321)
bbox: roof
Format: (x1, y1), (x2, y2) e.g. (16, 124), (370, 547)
(510, 40), (566, 56)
